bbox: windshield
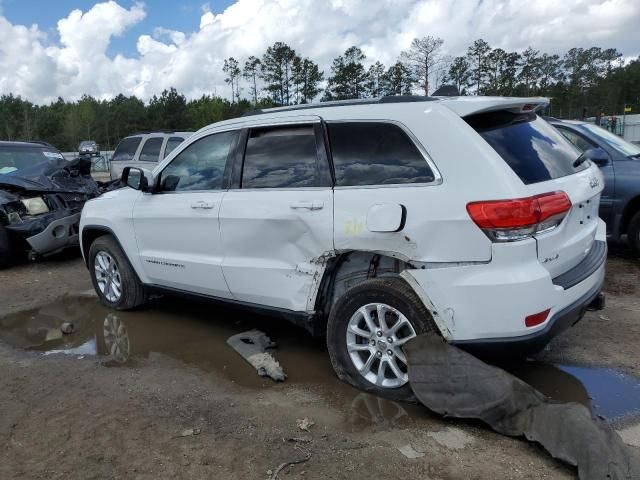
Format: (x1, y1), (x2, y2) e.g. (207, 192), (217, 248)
(581, 124), (640, 157)
(0, 146), (65, 175)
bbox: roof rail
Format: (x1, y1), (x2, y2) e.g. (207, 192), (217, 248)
(242, 95), (437, 117)
(129, 129), (182, 136)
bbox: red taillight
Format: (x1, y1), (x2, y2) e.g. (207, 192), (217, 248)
(525, 308), (550, 327)
(466, 191), (571, 242)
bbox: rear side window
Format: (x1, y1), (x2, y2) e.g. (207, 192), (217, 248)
(164, 137), (184, 158)
(112, 137), (141, 162)
(555, 127), (596, 153)
(465, 112), (587, 185)
(328, 122), (434, 186)
(241, 126), (320, 189)
(139, 137), (163, 162)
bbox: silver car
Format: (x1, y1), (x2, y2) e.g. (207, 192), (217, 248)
(110, 132), (193, 180)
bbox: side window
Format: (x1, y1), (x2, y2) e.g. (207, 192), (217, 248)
(112, 137), (141, 162)
(158, 131), (236, 192)
(164, 136), (185, 158)
(327, 122), (434, 186)
(139, 137), (164, 162)
(556, 128), (596, 153)
(241, 125), (320, 189)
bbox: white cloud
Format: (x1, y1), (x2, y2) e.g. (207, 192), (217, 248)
(0, 0), (638, 104)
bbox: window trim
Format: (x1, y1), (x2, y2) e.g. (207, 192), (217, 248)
(153, 130), (239, 194)
(235, 121), (333, 191)
(325, 119), (443, 190)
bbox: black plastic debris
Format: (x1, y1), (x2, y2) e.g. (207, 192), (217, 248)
(404, 335), (640, 480)
(227, 330), (287, 381)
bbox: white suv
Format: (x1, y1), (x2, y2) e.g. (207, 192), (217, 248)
(80, 96), (606, 399)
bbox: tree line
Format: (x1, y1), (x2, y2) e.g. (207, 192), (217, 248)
(0, 36), (638, 151)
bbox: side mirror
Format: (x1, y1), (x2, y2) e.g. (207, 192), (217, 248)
(122, 166), (153, 192)
(583, 147), (610, 167)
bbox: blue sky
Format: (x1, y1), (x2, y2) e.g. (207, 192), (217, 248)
(1, 0), (235, 56)
(0, 0), (638, 103)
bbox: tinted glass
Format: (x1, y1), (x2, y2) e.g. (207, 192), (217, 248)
(242, 126), (319, 188)
(164, 137), (185, 158)
(556, 127), (595, 153)
(581, 124), (640, 157)
(466, 112), (587, 185)
(112, 137), (142, 162)
(328, 123), (434, 186)
(139, 137), (163, 162)
(159, 131), (236, 192)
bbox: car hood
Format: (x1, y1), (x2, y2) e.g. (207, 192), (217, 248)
(0, 157), (100, 195)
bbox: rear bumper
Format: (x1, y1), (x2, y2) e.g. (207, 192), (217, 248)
(453, 277), (605, 356)
(403, 219), (608, 353)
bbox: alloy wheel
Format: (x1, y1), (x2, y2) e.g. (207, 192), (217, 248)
(346, 303), (417, 388)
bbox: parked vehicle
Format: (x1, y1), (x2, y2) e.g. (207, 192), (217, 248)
(78, 140), (99, 156)
(80, 96), (606, 399)
(109, 131), (193, 180)
(0, 141), (101, 268)
(549, 118), (640, 254)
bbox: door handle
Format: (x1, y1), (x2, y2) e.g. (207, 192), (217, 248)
(290, 201), (324, 211)
(191, 200), (215, 209)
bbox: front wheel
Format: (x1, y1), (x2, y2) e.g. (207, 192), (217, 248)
(326, 277), (437, 401)
(88, 235), (147, 310)
(627, 211), (640, 256)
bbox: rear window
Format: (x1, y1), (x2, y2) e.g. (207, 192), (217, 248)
(328, 122), (434, 186)
(112, 137), (142, 162)
(465, 112), (587, 185)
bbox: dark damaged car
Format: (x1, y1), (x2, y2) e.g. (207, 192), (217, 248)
(0, 141), (100, 268)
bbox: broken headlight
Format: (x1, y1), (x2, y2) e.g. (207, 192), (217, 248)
(21, 197), (50, 215)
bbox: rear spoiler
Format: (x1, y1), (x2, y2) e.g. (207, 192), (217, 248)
(440, 97), (550, 117)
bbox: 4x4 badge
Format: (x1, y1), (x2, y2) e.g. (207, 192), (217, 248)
(589, 176), (600, 189)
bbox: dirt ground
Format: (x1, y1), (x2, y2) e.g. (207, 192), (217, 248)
(0, 245), (639, 479)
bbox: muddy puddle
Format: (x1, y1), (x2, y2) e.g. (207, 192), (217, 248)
(1, 295), (639, 425)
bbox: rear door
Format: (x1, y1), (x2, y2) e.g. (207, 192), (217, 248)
(219, 119), (334, 312)
(466, 111), (604, 278)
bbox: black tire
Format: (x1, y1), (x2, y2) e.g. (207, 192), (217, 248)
(88, 235), (146, 310)
(0, 225), (13, 269)
(628, 211), (640, 256)
(326, 277), (437, 401)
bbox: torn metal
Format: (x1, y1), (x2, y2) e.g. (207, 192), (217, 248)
(405, 334), (640, 480)
(1, 154), (103, 258)
(226, 330), (287, 381)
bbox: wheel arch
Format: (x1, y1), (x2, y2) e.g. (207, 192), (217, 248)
(621, 195), (640, 234)
(313, 250), (446, 337)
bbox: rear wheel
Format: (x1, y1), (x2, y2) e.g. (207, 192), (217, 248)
(0, 225), (13, 269)
(326, 277), (437, 401)
(628, 211), (640, 256)
(88, 235), (147, 310)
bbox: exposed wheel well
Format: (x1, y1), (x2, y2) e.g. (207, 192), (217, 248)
(621, 196), (640, 234)
(81, 227), (111, 265)
(313, 251), (413, 332)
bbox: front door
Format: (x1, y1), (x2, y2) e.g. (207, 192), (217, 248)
(132, 130), (238, 298)
(220, 122), (334, 312)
